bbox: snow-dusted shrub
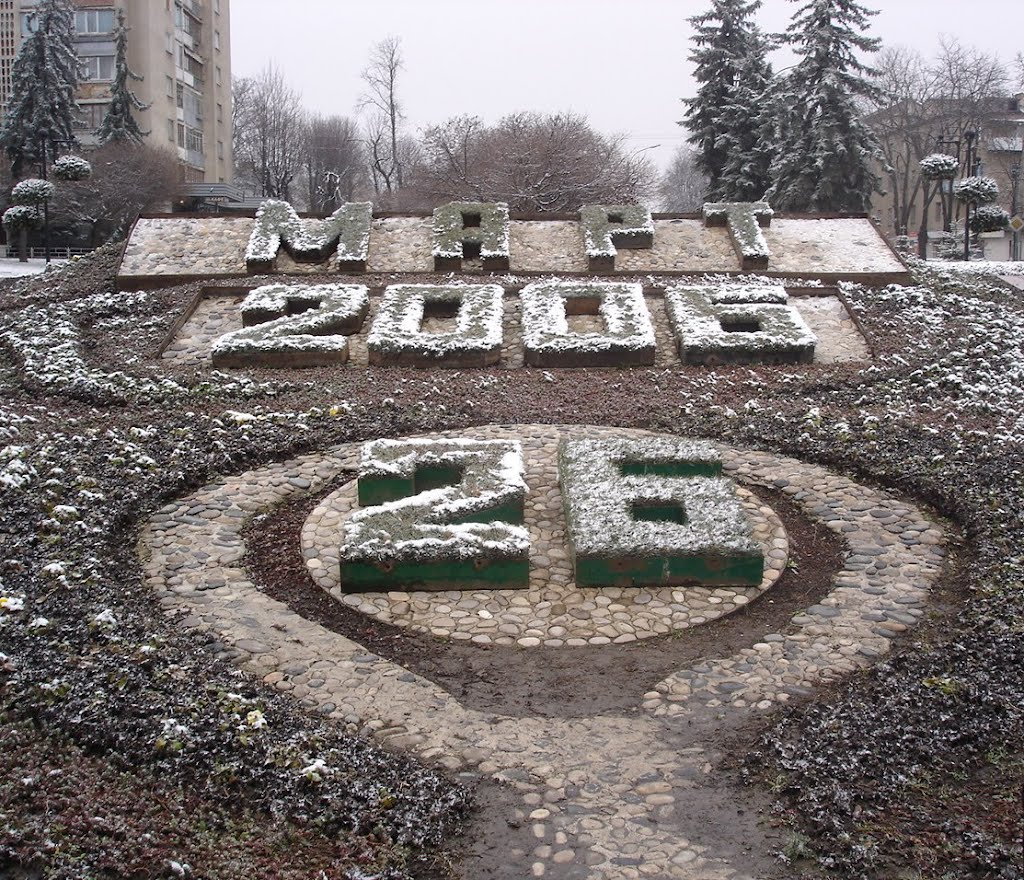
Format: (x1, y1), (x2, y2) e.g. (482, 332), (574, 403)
(519, 280), (656, 367)
(665, 285), (816, 365)
(52, 155), (92, 181)
(341, 438), (530, 590)
(245, 199), (373, 272)
(559, 437), (763, 587)
(432, 201), (510, 271)
(953, 176), (999, 206)
(704, 283), (789, 305)
(578, 204), (654, 271)
(919, 153), (959, 181)
(366, 284), (504, 367)
(969, 205), (1010, 234)
(2, 204), (42, 232)
(703, 202), (774, 270)
(11, 178), (56, 206)
(211, 284), (369, 369)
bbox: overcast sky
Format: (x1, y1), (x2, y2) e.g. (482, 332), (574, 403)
(230, 0), (1023, 172)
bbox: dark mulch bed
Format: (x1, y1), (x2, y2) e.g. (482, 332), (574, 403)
(243, 481), (845, 718)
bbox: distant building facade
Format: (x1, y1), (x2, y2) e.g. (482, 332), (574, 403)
(870, 93), (1024, 238)
(0, 0), (232, 185)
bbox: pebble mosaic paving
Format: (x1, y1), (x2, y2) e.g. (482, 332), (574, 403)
(161, 291), (870, 368)
(301, 429), (787, 644)
(139, 424), (946, 879)
(120, 215), (908, 284)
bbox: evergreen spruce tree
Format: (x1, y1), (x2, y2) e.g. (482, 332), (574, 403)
(714, 27), (775, 202)
(0, 0), (78, 179)
(97, 9), (148, 145)
(765, 0), (883, 212)
(682, 0), (774, 201)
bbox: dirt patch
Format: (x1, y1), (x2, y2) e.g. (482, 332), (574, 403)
(243, 482), (844, 719)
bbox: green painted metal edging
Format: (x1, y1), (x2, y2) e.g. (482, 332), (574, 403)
(574, 552), (763, 588)
(618, 460), (721, 478)
(631, 502), (688, 525)
(340, 557), (529, 591)
(357, 475), (414, 507)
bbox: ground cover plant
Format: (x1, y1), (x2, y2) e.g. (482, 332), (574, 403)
(0, 247), (1021, 878)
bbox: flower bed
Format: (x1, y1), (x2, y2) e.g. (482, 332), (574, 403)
(432, 201), (510, 272)
(578, 204), (654, 271)
(559, 437), (763, 587)
(520, 280), (656, 367)
(211, 283), (369, 368)
(703, 202), (774, 270)
(665, 285), (817, 365)
(245, 200), (373, 273)
(366, 284), (504, 367)
(340, 438), (530, 590)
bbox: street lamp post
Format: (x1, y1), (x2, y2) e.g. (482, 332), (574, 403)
(37, 136), (52, 264)
(1011, 122), (1023, 262)
(963, 129), (977, 262)
(36, 134), (76, 264)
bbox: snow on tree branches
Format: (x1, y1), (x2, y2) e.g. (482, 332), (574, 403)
(765, 0), (884, 212)
(97, 8), (148, 145)
(953, 176), (999, 206)
(683, 1), (773, 202)
(0, 0), (79, 179)
(919, 153), (959, 181)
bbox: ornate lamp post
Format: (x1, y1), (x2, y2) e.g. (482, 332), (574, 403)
(962, 129), (977, 262)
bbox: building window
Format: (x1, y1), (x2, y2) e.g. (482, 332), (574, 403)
(214, 30), (220, 50)
(166, 75), (174, 97)
(216, 102), (223, 123)
(186, 127), (203, 153)
(176, 82), (183, 108)
(177, 123), (185, 147)
(75, 9), (115, 34)
(184, 89), (202, 121)
(215, 66), (222, 85)
(217, 140), (224, 159)
(75, 102), (107, 131)
(215, 0), (221, 13)
(80, 55), (115, 82)
(165, 31), (173, 54)
(168, 119), (175, 142)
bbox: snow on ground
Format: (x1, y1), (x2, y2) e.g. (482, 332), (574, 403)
(0, 258), (68, 278)
(917, 259), (1024, 276)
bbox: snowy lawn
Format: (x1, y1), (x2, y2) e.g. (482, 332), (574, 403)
(0, 257), (68, 278)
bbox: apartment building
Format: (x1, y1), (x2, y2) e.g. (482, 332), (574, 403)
(0, 0), (232, 185)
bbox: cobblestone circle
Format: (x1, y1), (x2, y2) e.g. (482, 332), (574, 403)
(161, 291), (870, 368)
(301, 427), (788, 645)
(138, 424), (945, 879)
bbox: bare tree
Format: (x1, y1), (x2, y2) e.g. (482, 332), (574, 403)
(233, 65), (305, 200)
(50, 142), (180, 244)
(870, 46), (937, 236)
(301, 114), (366, 212)
(868, 38), (1010, 236)
(360, 36), (405, 195)
(407, 111), (656, 212)
(658, 145), (709, 211)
